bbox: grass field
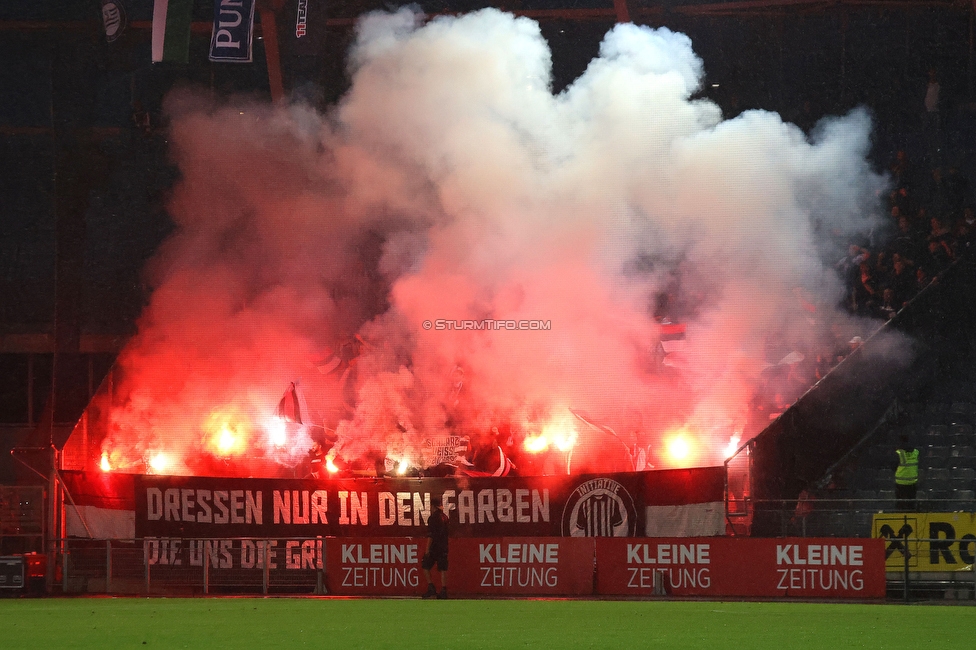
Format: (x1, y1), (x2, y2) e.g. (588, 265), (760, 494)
(2, 598), (975, 649)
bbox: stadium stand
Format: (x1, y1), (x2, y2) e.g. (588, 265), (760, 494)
(805, 346), (976, 533)
(743, 239), (976, 543)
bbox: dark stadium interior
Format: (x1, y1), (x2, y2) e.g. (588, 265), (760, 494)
(2, 0), (976, 600)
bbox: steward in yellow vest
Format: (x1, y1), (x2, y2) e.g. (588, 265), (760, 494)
(895, 435), (918, 511)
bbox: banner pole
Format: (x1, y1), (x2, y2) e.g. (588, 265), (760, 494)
(61, 539), (69, 594)
(106, 540), (112, 594)
(203, 540), (209, 595)
(144, 539), (150, 595)
(263, 540), (269, 595)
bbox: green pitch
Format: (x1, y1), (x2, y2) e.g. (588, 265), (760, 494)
(2, 598), (975, 649)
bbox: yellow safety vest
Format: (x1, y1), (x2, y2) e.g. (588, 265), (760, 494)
(895, 448), (919, 485)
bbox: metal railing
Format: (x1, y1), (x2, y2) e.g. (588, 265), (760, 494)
(59, 537), (326, 595)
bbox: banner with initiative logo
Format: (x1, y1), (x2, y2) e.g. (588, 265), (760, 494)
(62, 467), (724, 540)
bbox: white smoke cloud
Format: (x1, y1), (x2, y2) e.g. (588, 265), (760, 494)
(99, 8), (887, 476)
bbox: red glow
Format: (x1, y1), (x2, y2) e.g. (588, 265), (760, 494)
(724, 434), (742, 459)
(204, 407), (250, 457)
(664, 429), (698, 468)
(268, 417), (288, 448)
(523, 411), (579, 454)
(148, 452), (171, 474)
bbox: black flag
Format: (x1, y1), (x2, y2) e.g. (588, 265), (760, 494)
(280, 0), (329, 97)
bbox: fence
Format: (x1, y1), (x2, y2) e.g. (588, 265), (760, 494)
(0, 486), (45, 554)
(61, 538), (324, 595)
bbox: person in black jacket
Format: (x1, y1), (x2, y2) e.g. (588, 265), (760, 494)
(422, 495), (450, 599)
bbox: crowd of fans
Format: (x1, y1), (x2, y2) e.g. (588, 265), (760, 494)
(838, 151), (974, 319)
(747, 150), (973, 427)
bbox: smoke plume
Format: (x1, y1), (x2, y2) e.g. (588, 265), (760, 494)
(98, 9), (888, 477)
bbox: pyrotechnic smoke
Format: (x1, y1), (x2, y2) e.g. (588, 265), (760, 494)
(99, 8), (888, 476)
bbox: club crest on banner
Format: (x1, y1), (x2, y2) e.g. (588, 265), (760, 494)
(101, 0), (127, 43)
(561, 477), (636, 537)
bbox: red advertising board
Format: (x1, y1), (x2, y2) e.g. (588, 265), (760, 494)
(451, 537), (595, 596)
(324, 537), (597, 597)
(595, 537), (886, 599)
(325, 537), (428, 596)
(132, 535), (886, 599)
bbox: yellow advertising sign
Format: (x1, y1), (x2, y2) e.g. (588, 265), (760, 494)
(872, 512), (976, 572)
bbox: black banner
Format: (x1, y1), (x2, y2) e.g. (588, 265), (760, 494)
(282, 0), (327, 58)
(279, 0), (328, 96)
(134, 471), (685, 539)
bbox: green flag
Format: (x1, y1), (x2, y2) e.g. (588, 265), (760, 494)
(152, 0), (193, 63)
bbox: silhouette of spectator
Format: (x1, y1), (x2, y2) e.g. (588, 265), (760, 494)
(887, 254), (916, 308)
(929, 215), (952, 241)
(877, 288), (899, 320)
(837, 245), (870, 311)
(889, 216), (923, 262)
(924, 236), (953, 274)
(889, 150), (914, 192)
(853, 262), (880, 316)
(915, 265), (934, 293)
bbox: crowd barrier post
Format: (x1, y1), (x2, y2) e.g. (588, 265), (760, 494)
(902, 517), (910, 604)
(203, 540), (209, 595)
(316, 562), (325, 595)
(262, 540), (270, 595)
(144, 539), (150, 594)
(652, 568), (668, 596)
(105, 540), (112, 594)
(61, 542), (69, 594)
